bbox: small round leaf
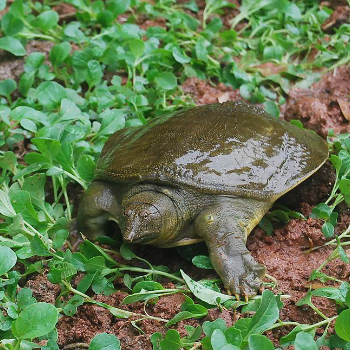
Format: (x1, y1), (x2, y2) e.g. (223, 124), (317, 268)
(335, 309), (350, 341)
(14, 302), (59, 340)
(0, 246), (17, 275)
(154, 72), (177, 91)
(89, 333), (121, 350)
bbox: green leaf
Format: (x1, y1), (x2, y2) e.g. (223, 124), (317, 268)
(11, 106), (49, 125)
(210, 329), (241, 350)
(30, 233), (51, 257)
(120, 243), (137, 260)
(192, 255), (214, 269)
(20, 118), (37, 132)
(87, 60), (103, 88)
(311, 287), (345, 303)
(160, 329), (182, 350)
(129, 39), (145, 59)
(184, 0), (198, 12)
(311, 203), (333, 220)
(52, 229), (69, 249)
(22, 173), (46, 210)
(195, 37), (208, 61)
(63, 295), (84, 316)
(211, 329), (227, 349)
(246, 290), (279, 337)
(36, 82), (67, 110)
(339, 179), (350, 196)
(258, 217), (273, 235)
(181, 270), (234, 305)
(77, 155), (96, 182)
(264, 100), (279, 118)
(338, 244), (350, 263)
(285, 3), (301, 21)
(14, 302), (58, 340)
(0, 36), (26, 56)
(151, 332), (162, 350)
(106, 0), (130, 16)
(330, 155), (342, 173)
(25, 52), (45, 73)
(31, 138), (61, 162)
(0, 79), (16, 97)
(79, 240), (117, 266)
(181, 12), (198, 31)
(0, 151), (17, 173)
(98, 109), (126, 136)
(132, 281), (164, 293)
(50, 42), (71, 67)
(0, 246), (17, 276)
(294, 332), (318, 350)
(290, 120), (304, 129)
(0, 188), (16, 217)
(17, 288), (36, 310)
(240, 83), (254, 100)
(335, 309), (350, 341)
(36, 10), (59, 31)
(203, 318), (228, 337)
(248, 334), (274, 349)
(173, 47), (191, 64)
(97, 10), (115, 27)
(225, 327), (242, 347)
(322, 222), (334, 238)
(1, 12), (24, 36)
(280, 325), (310, 346)
(10, 190), (39, 225)
(154, 72), (177, 91)
(166, 296), (207, 327)
(206, 17), (223, 34)
(89, 333), (121, 350)
(166, 310), (203, 328)
(263, 45), (284, 61)
(10, 0), (24, 18)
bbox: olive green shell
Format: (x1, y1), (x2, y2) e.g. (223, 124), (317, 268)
(95, 102), (328, 200)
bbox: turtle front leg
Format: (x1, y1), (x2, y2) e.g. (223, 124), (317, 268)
(195, 197), (270, 297)
(76, 181), (121, 240)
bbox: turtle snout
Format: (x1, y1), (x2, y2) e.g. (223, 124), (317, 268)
(122, 217), (155, 244)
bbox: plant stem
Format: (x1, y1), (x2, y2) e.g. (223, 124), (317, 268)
(267, 315), (337, 332)
(113, 266), (185, 284)
(62, 280), (169, 322)
(311, 223), (350, 252)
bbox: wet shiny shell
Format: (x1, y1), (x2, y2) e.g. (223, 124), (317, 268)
(95, 101), (328, 200)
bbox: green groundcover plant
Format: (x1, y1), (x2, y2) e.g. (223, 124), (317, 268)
(1, 0), (350, 348)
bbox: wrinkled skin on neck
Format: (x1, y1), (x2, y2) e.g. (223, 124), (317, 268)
(121, 188), (181, 246)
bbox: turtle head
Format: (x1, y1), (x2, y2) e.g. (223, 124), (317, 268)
(122, 190), (178, 245)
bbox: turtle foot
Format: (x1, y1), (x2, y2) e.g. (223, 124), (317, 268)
(220, 252), (266, 297)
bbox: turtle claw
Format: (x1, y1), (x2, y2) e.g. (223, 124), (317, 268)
(234, 293), (240, 301)
(244, 294), (249, 303)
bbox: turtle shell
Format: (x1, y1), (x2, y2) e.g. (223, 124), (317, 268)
(95, 101), (328, 200)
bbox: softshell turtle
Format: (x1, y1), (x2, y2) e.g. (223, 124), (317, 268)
(77, 101), (328, 296)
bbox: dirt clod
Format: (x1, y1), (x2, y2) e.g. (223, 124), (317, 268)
(182, 77), (241, 105)
(283, 65), (350, 138)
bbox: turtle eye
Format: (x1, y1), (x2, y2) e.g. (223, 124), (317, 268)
(143, 213), (148, 219)
(206, 215), (214, 222)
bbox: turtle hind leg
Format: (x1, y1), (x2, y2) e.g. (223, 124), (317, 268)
(195, 197), (271, 296)
(76, 181), (121, 240)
